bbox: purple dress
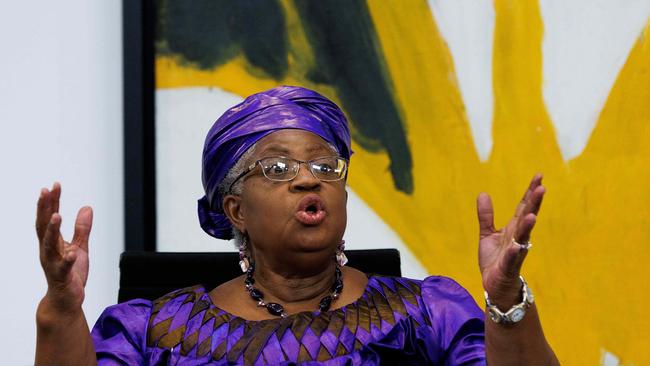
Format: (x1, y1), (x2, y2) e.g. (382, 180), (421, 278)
(91, 276), (486, 365)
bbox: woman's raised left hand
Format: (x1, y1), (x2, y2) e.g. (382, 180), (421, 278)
(476, 174), (545, 307)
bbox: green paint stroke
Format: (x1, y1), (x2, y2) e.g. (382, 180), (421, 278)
(155, 0), (413, 194)
(156, 0), (289, 79)
(294, 0), (412, 194)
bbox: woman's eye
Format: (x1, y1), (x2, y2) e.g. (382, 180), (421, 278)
(315, 164), (334, 173)
(266, 162), (288, 175)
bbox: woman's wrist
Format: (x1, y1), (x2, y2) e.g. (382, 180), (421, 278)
(36, 293), (84, 330)
(484, 278), (523, 310)
(35, 295), (96, 366)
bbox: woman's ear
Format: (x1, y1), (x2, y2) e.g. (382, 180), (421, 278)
(222, 195), (246, 234)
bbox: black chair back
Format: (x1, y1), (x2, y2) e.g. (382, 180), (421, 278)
(118, 249), (401, 303)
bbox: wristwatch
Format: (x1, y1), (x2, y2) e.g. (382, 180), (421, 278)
(484, 275), (534, 325)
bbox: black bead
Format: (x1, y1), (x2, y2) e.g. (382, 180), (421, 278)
(319, 296), (333, 311)
(332, 282), (344, 294)
(244, 265), (343, 317)
(266, 302), (285, 316)
(249, 288), (264, 301)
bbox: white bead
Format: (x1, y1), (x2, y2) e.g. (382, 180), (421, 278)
(239, 258), (250, 273)
(336, 252), (348, 266)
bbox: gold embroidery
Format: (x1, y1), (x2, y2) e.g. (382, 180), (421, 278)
(197, 336), (212, 357)
(317, 345), (332, 361)
(158, 325), (186, 348)
(146, 277), (426, 363)
(180, 330), (198, 355)
(147, 317), (172, 346)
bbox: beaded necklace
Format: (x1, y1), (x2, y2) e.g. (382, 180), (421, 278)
(244, 264), (344, 318)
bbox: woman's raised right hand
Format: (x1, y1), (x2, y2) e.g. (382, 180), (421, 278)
(36, 182), (93, 315)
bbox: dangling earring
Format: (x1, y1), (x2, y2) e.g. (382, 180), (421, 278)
(239, 236), (251, 273)
(336, 240), (348, 267)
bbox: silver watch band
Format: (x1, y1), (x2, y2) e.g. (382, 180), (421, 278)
(484, 275), (534, 324)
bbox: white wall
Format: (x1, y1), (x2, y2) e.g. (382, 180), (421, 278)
(0, 1), (123, 364)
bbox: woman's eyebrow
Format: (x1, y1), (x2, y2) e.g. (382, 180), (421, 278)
(259, 144), (333, 156)
(306, 144), (334, 154)
(258, 145), (291, 155)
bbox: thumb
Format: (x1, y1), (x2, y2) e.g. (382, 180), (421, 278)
(71, 206), (93, 252)
(477, 193), (495, 238)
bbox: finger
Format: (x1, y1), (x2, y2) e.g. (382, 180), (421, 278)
(45, 243), (77, 286)
(514, 213), (537, 245)
(514, 173), (543, 218)
(61, 246), (78, 272)
(514, 186), (545, 236)
(43, 213), (63, 261)
(477, 193), (496, 238)
(526, 185), (545, 217)
(501, 238), (530, 278)
(51, 182), (61, 214)
(71, 206), (93, 252)
(35, 182), (62, 241)
(36, 188), (51, 242)
(502, 214), (536, 277)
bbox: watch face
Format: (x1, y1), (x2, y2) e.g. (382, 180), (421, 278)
(510, 308), (526, 323)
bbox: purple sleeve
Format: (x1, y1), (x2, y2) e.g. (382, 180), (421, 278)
(90, 299), (152, 365)
(421, 276), (486, 366)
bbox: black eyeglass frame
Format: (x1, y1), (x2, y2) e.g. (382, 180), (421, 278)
(226, 156), (349, 194)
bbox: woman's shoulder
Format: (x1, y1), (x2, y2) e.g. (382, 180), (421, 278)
(419, 275), (476, 296)
(364, 275), (485, 364)
(367, 274), (468, 294)
(150, 284), (209, 309)
(145, 284), (217, 334)
(93, 285), (209, 332)
(92, 285), (214, 363)
(368, 274), (482, 316)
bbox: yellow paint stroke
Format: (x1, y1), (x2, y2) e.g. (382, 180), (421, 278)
(155, 0), (650, 363)
(564, 20), (650, 365)
(158, 55), (302, 96)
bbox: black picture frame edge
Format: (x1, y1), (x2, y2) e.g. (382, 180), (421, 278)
(123, 0), (156, 251)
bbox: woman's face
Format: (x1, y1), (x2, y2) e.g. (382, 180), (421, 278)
(224, 129), (348, 271)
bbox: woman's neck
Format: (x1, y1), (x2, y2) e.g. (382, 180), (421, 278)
(209, 263), (369, 320)
(251, 257), (338, 311)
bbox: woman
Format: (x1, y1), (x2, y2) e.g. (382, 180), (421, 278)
(35, 86), (559, 365)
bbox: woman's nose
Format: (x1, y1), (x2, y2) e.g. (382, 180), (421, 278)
(290, 163), (321, 191)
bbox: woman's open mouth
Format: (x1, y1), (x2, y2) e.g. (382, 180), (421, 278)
(295, 194), (327, 225)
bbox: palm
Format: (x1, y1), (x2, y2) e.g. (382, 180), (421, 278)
(37, 183), (93, 310)
(476, 175), (544, 296)
(59, 235), (89, 304)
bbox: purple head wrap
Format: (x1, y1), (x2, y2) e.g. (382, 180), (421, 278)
(198, 86), (352, 239)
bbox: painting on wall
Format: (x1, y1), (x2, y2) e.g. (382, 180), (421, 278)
(125, 0), (650, 364)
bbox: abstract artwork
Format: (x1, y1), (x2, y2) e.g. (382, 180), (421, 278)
(148, 1), (650, 364)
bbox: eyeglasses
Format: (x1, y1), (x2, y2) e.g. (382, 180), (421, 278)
(227, 156), (349, 193)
